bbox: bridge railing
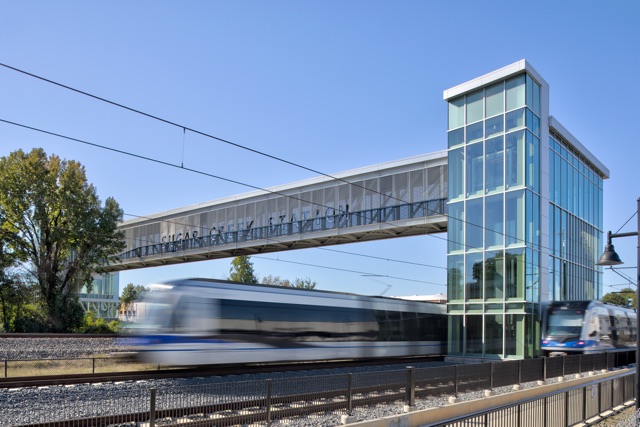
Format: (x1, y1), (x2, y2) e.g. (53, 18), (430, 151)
(119, 198), (447, 261)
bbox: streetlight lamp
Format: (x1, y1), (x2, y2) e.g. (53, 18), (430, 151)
(596, 197), (640, 410)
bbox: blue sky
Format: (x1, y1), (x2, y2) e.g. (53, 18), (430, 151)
(1, 1), (638, 297)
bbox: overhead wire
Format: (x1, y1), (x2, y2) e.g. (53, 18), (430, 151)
(0, 117), (607, 290)
(0, 63), (616, 289)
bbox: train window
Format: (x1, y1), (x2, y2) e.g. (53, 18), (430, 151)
(219, 299), (377, 341)
(546, 310), (583, 337)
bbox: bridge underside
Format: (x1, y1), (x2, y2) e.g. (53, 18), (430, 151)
(105, 214), (446, 272)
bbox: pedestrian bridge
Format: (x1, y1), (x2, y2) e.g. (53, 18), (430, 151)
(105, 151), (448, 272)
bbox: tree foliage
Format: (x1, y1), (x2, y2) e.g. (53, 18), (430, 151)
(228, 255), (259, 284)
(119, 283), (149, 316)
(603, 287), (636, 308)
(0, 148), (125, 332)
(229, 257), (317, 289)
(260, 274), (316, 289)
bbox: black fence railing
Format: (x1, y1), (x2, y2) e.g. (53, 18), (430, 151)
(8, 350), (637, 427)
(431, 371), (636, 427)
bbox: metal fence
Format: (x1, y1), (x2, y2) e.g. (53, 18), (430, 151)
(431, 370), (636, 427)
(1, 356), (161, 378)
(6, 351), (637, 427)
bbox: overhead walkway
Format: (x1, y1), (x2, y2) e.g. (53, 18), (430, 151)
(105, 151), (448, 272)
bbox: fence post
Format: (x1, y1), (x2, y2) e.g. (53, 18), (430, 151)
(543, 356), (547, 382)
(564, 390), (569, 427)
(454, 365), (459, 397)
(583, 384), (587, 422)
(518, 360), (522, 385)
(149, 388), (156, 427)
(490, 362), (494, 391)
(405, 366), (415, 407)
(92, 358), (95, 374)
(347, 374), (353, 415)
(266, 379), (273, 426)
(579, 354), (582, 376)
(4, 360), (6, 378)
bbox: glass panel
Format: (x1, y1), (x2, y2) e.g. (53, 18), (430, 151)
(448, 97), (464, 130)
(448, 316), (463, 354)
(466, 252), (484, 301)
(466, 90), (483, 124)
(485, 250), (504, 300)
(533, 80), (540, 116)
(533, 136), (540, 194)
(505, 108), (526, 132)
(525, 132), (539, 193)
(466, 315), (483, 355)
(466, 197), (483, 250)
(448, 148), (464, 201)
(505, 190), (524, 247)
(526, 74), (533, 109)
(485, 82), (504, 117)
(485, 314), (504, 356)
(505, 247), (525, 300)
(505, 314), (524, 357)
(485, 136), (504, 194)
(448, 254), (464, 300)
(485, 115), (504, 137)
(448, 202), (464, 253)
(485, 194), (504, 249)
(448, 128), (464, 148)
(466, 142), (484, 197)
(533, 193), (540, 249)
(533, 115), (540, 137)
(506, 130), (525, 189)
(506, 74), (526, 111)
(466, 121), (483, 143)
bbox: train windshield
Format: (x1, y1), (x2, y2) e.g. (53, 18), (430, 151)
(546, 309), (583, 337)
(136, 291), (179, 332)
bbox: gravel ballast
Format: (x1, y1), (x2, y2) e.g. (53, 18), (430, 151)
(0, 337), (635, 426)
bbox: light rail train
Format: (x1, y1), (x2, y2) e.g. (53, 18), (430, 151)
(131, 278), (448, 365)
(541, 300), (637, 355)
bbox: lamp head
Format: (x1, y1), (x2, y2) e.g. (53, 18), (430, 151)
(596, 242), (624, 266)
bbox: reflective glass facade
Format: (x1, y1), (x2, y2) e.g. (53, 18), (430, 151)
(445, 61), (607, 359)
(80, 273), (120, 319)
(548, 132), (604, 301)
(447, 71), (542, 359)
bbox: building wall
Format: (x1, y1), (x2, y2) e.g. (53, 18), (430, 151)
(548, 127), (605, 301)
(444, 60), (606, 360)
(445, 61), (546, 359)
(80, 273), (120, 319)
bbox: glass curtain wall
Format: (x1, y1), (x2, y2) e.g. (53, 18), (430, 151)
(548, 133), (604, 301)
(447, 73), (542, 359)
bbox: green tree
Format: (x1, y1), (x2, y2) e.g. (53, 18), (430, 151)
(0, 148), (125, 332)
(603, 287), (636, 308)
(261, 275), (291, 287)
(228, 255), (259, 284)
(261, 274), (316, 289)
(292, 277), (316, 289)
(119, 283), (149, 319)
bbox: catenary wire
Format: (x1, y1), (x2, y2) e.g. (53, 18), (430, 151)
(1, 117), (610, 290)
(0, 62), (605, 270)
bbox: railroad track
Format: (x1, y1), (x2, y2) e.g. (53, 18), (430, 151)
(0, 355), (444, 389)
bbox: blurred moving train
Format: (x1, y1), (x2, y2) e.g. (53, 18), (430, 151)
(541, 300), (637, 355)
(131, 278), (448, 365)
